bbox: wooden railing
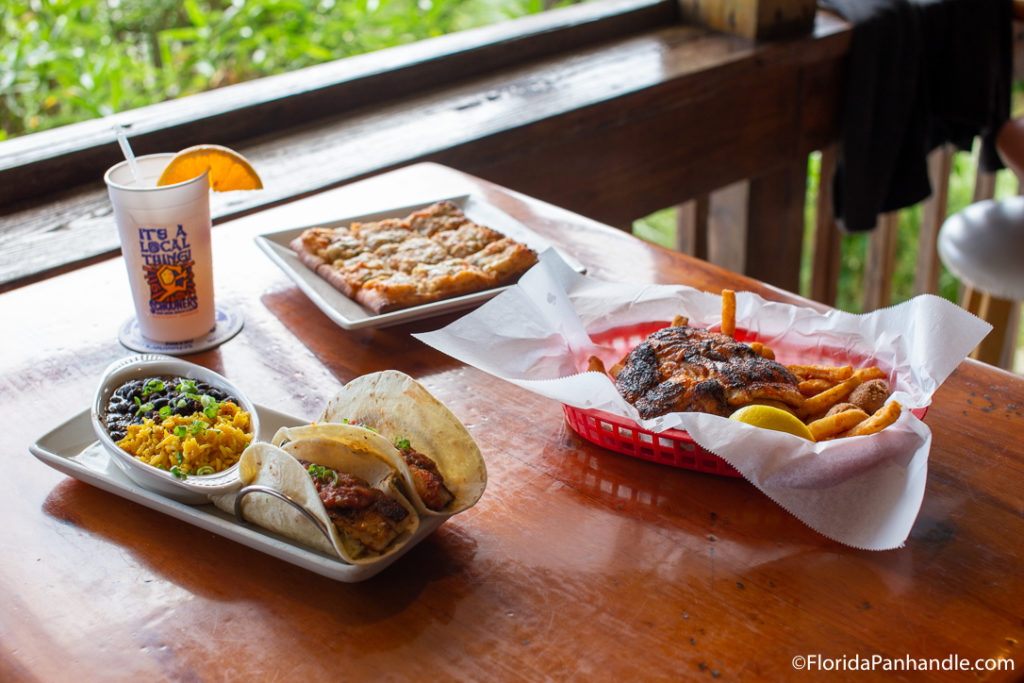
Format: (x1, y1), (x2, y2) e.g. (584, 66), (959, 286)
(0, 2), (1019, 368)
(875, 147), (1018, 369)
(823, 143), (1020, 369)
(675, 138), (1022, 370)
(0, 1), (848, 295)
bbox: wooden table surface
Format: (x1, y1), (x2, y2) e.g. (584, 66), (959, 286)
(3, 163), (1022, 681)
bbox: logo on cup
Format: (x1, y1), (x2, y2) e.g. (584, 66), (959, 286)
(138, 224), (199, 315)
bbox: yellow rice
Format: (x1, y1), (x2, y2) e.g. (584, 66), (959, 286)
(116, 402), (252, 476)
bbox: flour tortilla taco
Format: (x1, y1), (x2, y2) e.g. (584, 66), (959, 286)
(230, 437), (419, 564)
(315, 370), (487, 518)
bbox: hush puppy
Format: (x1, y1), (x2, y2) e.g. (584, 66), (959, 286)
(849, 379), (890, 415)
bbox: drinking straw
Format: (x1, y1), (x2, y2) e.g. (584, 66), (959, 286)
(113, 124), (141, 184)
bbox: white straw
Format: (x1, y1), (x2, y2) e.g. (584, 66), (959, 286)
(113, 124), (141, 184)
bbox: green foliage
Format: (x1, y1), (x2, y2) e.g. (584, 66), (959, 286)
(632, 207), (674, 250)
(1, 0), (553, 140)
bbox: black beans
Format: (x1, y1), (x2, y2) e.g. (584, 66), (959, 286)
(103, 376), (238, 441)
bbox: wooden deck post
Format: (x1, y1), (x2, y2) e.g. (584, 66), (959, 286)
(810, 144), (841, 305)
(677, 0), (816, 40)
(707, 163), (808, 294)
(914, 145), (953, 296)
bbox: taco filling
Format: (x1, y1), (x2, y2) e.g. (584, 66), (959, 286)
(303, 460), (411, 554)
(394, 438), (454, 511)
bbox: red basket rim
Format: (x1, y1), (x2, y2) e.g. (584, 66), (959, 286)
(563, 321), (926, 474)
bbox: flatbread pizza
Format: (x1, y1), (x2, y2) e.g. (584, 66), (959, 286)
(289, 200), (538, 314)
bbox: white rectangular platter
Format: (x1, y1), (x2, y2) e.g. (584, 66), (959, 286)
(30, 405), (444, 582)
(255, 194), (584, 329)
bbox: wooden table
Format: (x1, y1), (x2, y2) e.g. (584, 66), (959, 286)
(3, 164), (1022, 681)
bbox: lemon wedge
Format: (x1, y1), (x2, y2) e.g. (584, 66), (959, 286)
(729, 404), (815, 441)
(157, 144), (263, 191)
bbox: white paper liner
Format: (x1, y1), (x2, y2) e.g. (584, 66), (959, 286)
(414, 250), (992, 550)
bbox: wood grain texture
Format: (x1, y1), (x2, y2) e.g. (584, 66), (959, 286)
(4, 164), (1022, 681)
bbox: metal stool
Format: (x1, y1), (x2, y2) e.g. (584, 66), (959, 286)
(938, 196), (1024, 369)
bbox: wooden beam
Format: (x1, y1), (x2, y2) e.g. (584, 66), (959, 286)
(915, 144), (953, 296)
(862, 211), (900, 312)
(678, 0), (816, 40)
(810, 143), (840, 305)
(969, 291), (1020, 369)
(674, 196), (710, 258)
(707, 181), (749, 276)
(743, 162), (808, 293)
(705, 162), (808, 294)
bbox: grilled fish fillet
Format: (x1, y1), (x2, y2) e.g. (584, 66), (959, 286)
(614, 325), (803, 419)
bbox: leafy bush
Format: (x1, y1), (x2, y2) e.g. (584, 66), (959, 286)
(1, 0), (554, 141)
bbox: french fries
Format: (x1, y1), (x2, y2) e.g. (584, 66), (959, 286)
(721, 289), (736, 338)
(798, 375), (863, 419)
(853, 366), (887, 382)
(808, 407), (869, 441)
(839, 401), (902, 437)
(798, 378), (833, 397)
(789, 364), (853, 383)
(749, 341), (775, 360)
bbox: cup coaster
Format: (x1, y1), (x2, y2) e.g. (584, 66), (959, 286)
(118, 305), (244, 355)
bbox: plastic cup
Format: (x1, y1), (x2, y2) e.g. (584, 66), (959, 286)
(105, 153), (215, 343)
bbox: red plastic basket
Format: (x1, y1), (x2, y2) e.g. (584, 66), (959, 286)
(562, 321), (925, 477)
(562, 321), (743, 477)
(562, 404), (742, 477)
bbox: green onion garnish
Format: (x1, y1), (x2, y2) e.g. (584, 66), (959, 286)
(176, 379), (198, 394)
(170, 466), (186, 479)
(395, 436), (411, 450)
(174, 425), (187, 439)
(133, 396), (155, 416)
(142, 379), (164, 397)
(341, 418), (377, 433)
(196, 466), (214, 475)
(307, 463), (338, 485)
(199, 394), (220, 419)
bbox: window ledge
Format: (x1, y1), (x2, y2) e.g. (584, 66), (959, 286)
(0, 3), (851, 291)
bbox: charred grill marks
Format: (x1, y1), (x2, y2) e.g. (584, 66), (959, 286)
(614, 325), (802, 418)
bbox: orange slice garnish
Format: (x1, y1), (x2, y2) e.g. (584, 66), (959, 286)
(157, 144), (263, 191)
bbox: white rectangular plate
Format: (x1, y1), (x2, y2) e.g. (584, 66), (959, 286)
(29, 405), (444, 582)
(255, 194), (584, 329)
